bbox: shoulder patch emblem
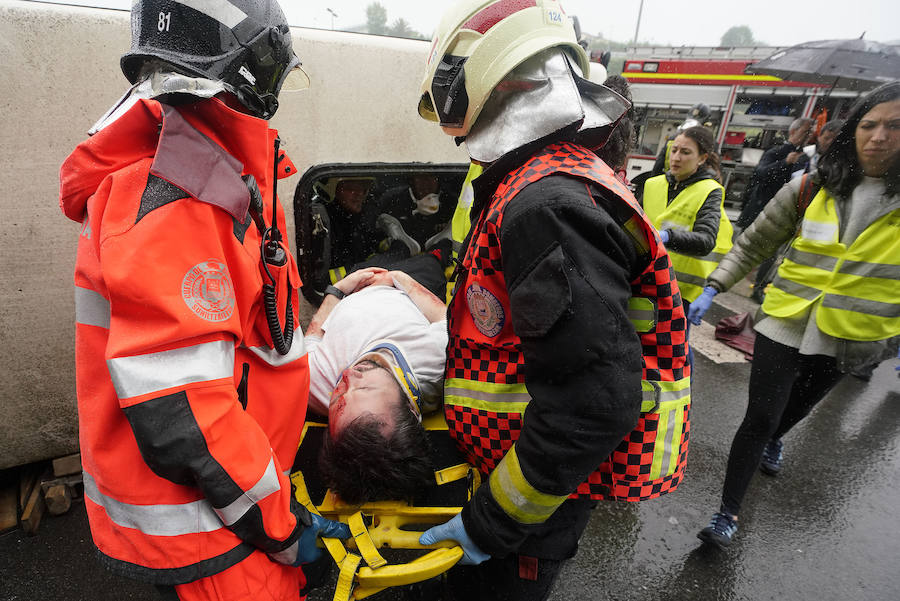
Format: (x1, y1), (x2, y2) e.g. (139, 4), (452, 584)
(182, 259), (236, 322)
(466, 282), (505, 338)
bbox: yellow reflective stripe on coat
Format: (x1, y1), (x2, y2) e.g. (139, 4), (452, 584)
(489, 445), (569, 524)
(443, 378), (531, 413)
(646, 378), (691, 480)
(764, 189), (900, 341)
(628, 296), (657, 333)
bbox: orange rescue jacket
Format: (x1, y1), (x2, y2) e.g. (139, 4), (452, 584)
(59, 97), (309, 584)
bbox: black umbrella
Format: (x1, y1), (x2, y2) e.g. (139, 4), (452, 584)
(745, 38), (900, 91)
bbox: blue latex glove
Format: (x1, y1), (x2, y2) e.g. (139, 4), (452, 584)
(896, 346), (899, 372)
(419, 513), (489, 565)
(688, 286), (718, 325)
(659, 229), (670, 244)
(294, 513), (351, 566)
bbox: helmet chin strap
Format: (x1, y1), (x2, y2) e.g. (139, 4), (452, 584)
(235, 84), (280, 120)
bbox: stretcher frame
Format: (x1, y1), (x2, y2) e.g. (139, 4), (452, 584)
(290, 413), (477, 600)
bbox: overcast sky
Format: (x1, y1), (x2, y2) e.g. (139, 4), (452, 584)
(46, 0), (900, 46)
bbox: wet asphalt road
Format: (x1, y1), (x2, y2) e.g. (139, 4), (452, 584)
(2, 294), (898, 601)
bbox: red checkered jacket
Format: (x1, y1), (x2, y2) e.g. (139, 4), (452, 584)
(445, 142), (691, 556)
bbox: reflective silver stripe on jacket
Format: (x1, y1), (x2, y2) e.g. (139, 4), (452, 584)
(75, 286), (110, 329)
(108, 340), (234, 400)
(83, 470), (223, 536)
(657, 407), (680, 476)
(214, 459), (282, 526)
(772, 277), (822, 301)
(839, 259), (900, 281)
(821, 294), (900, 318)
(784, 248), (839, 271)
(642, 385), (691, 407)
(443, 386), (532, 406)
(268, 540), (299, 565)
(673, 270), (707, 288)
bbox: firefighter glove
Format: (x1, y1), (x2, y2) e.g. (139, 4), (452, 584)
(419, 513), (489, 565)
(688, 286), (718, 325)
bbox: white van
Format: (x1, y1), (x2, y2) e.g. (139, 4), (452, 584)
(0, 0), (469, 468)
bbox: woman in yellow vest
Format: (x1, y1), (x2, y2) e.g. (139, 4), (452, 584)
(639, 126), (733, 361)
(689, 81), (900, 549)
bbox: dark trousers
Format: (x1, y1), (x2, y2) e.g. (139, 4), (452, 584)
(440, 498), (596, 601)
(720, 333), (844, 516)
(683, 298), (694, 368)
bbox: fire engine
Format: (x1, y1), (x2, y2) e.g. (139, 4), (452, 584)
(621, 45), (863, 216)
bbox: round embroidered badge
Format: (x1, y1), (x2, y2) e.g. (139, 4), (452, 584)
(182, 259), (236, 322)
(466, 283), (505, 338)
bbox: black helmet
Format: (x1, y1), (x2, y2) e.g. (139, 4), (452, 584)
(689, 103), (711, 122)
(121, 0), (303, 119)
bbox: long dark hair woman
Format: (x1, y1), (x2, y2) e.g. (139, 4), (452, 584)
(688, 81), (900, 549)
(638, 125), (733, 363)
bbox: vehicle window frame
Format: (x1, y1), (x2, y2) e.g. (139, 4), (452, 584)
(292, 162), (469, 306)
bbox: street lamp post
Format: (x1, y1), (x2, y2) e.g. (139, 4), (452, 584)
(633, 0), (644, 45)
(326, 8), (337, 30)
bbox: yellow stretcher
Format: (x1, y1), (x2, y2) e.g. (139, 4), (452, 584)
(289, 413), (479, 601)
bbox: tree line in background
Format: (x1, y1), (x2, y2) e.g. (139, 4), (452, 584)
(364, 2), (427, 40)
(359, 4), (762, 74)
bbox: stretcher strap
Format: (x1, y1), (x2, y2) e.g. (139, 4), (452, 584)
(290, 471), (316, 512)
(333, 552), (362, 601)
(291, 470), (350, 565)
(434, 463), (471, 485)
(349, 511), (387, 568)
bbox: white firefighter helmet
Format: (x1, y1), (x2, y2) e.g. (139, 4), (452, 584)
(417, 0), (589, 138)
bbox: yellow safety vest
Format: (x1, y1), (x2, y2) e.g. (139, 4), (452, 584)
(762, 188), (900, 341)
(663, 139), (673, 172)
(642, 175), (733, 302)
(445, 163), (483, 301)
(450, 163), (483, 261)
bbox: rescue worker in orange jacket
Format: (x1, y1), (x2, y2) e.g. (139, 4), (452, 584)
(58, 1), (349, 599)
(416, 2), (691, 599)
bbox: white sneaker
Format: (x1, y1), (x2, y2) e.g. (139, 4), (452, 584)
(376, 213), (420, 256)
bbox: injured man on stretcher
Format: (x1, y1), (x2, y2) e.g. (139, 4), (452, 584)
(304, 254), (448, 505)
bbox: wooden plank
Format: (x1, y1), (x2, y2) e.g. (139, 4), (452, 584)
(18, 468), (39, 510)
(0, 483), (17, 532)
(52, 453), (82, 478)
(20, 476), (46, 535)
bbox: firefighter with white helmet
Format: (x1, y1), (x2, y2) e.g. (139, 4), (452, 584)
(417, 1), (692, 598)
(59, 1), (350, 599)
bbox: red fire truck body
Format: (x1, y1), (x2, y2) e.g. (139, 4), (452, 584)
(620, 46), (860, 214)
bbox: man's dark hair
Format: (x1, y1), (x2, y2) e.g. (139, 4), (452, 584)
(817, 81), (900, 198)
(595, 74), (635, 171)
(319, 398), (433, 505)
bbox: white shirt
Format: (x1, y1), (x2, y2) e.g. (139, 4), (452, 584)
(304, 285), (448, 416)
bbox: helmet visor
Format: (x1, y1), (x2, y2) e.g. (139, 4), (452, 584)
(278, 55), (310, 93)
(418, 92), (439, 122)
(423, 54), (470, 129)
